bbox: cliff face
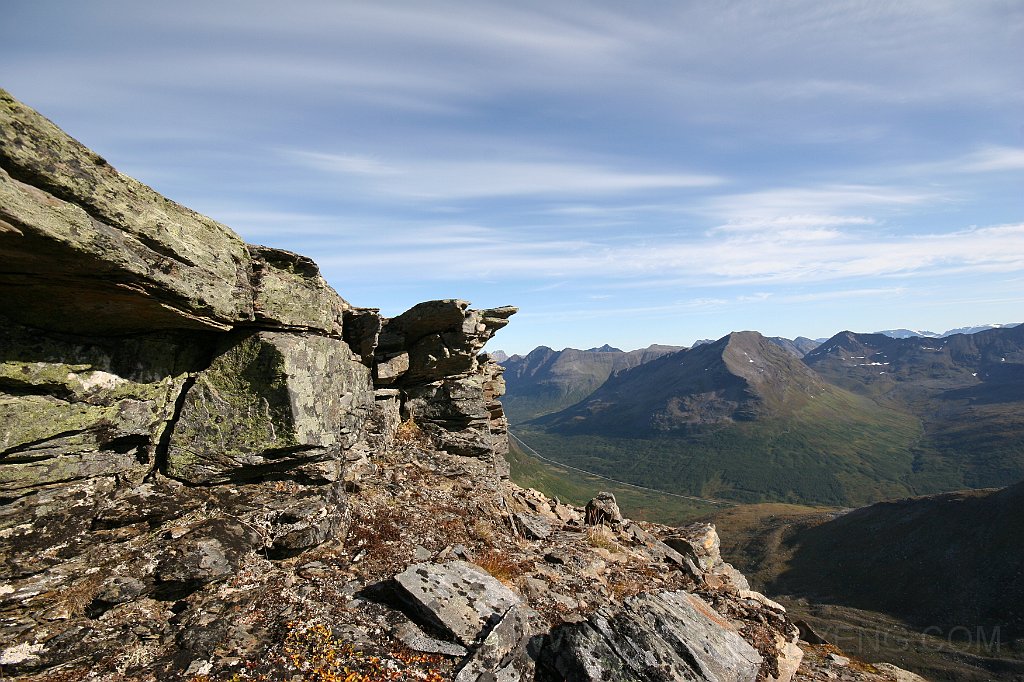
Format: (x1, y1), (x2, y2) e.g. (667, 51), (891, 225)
(0, 90), (913, 682)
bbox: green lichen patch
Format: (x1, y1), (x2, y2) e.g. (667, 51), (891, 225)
(165, 331), (374, 484)
(248, 245), (346, 334)
(167, 333), (299, 482)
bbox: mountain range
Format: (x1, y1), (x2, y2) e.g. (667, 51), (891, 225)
(504, 324), (1024, 506)
(874, 323), (1020, 339)
(499, 343), (683, 423)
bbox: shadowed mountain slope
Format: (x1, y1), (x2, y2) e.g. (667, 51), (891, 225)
(770, 481), (1024, 637)
(711, 487), (1024, 681)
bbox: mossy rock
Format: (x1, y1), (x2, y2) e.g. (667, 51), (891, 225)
(0, 88), (253, 334)
(0, 324), (206, 495)
(166, 331), (373, 484)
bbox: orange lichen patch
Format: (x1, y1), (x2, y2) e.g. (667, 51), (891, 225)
(685, 592), (735, 630)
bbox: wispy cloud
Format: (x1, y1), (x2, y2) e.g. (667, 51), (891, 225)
(5, 0), (1022, 348)
(311, 214), (1024, 288)
(956, 146), (1024, 173)
(704, 185), (937, 221)
(286, 149), (723, 199)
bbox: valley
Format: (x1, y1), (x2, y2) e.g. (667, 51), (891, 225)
(709, 485), (1024, 681)
(500, 324), (1024, 508)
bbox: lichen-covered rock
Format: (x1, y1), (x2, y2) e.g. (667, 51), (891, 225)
(0, 88), (253, 333)
(260, 481), (347, 557)
(515, 512), (553, 540)
(393, 560), (522, 646)
(376, 351), (410, 384)
(380, 300), (473, 348)
(584, 491), (623, 526)
(537, 591), (762, 682)
(376, 300), (516, 386)
(343, 307), (383, 365)
(401, 356), (511, 459)
(455, 602), (545, 682)
(166, 331), (372, 483)
(248, 244), (348, 335)
(156, 518), (262, 587)
(665, 522), (750, 591)
(0, 320), (211, 497)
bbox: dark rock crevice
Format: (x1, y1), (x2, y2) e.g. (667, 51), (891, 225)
(152, 372), (200, 482)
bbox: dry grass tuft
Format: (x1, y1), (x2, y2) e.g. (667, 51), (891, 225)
(54, 572), (105, 618)
(585, 525), (624, 554)
(469, 518), (497, 544)
(473, 549), (527, 586)
(395, 416), (429, 445)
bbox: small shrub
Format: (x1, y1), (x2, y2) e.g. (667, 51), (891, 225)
(281, 621), (446, 682)
(473, 549), (526, 586)
(395, 416), (429, 445)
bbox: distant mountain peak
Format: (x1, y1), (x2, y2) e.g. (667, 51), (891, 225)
(939, 322), (1021, 337)
(875, 328), (941, 339)
(587, 344), (622, 353)
(874, 323), (1021, 339)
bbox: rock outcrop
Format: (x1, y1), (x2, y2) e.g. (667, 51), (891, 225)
(0, 89), (921, 682)
(538, 591), (763, 681)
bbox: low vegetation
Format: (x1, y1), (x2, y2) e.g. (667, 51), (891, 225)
(515, 387), (927, 508)
(505, 439), (724, 526)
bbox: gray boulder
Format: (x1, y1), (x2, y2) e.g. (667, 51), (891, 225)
(156, 518), (263, 587)
(664, 523), (750, 591)
(584, 492), (623, 526)
(248, 244), (348, 335)
(342, 307), (383, 365)
(166, 331), (372, 483)
(455, 602), (545, 682)
(514, 512), (553, 540)
(393, 561), (521, 646)
(537, 590), (762, 682)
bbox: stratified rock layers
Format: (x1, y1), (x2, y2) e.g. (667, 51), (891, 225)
(0, 88), (516, 505)
(0, 88), (518, 677)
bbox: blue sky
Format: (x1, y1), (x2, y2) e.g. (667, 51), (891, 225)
(3, 1), (1023, 354)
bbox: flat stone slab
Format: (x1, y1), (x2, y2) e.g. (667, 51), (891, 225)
(515, 512), (552, 540)
(540, 590), (762, 682)
(393, 561), (521, 645)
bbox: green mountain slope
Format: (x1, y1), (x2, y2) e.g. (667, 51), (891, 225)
(519, 332), (926, 506)
(504, 438), (723, 526)
(805, 324), (1024, 489)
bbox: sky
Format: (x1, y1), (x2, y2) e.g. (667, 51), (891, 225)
(3, 1), (1023, 354)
